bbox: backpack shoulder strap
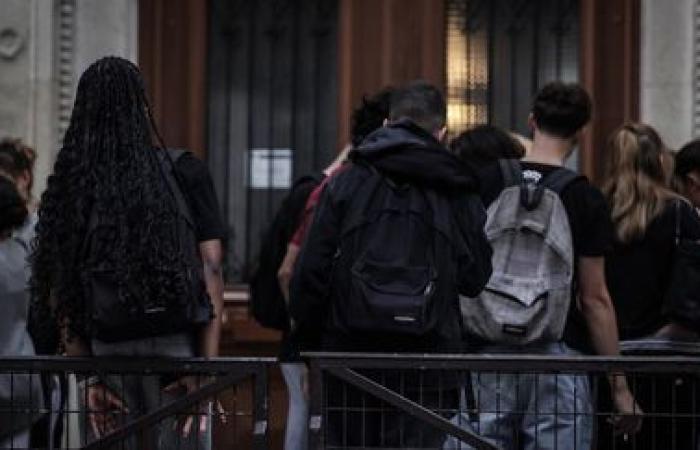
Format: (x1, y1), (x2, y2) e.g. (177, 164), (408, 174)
(498, 159), (523, 187)
(167, 148), (190, 163)
(539, 167), (585, 195)
(291, 174), (322, 191)
(158, 149), (195, 226)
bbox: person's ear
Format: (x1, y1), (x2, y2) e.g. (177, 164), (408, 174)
(15, 170), (31, 202)
(689, 171), (700, 189)
(528, 113), (536, 132)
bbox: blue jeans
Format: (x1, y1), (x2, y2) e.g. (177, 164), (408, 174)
(447, 343), (593, 450)
(280, 363), (309, 450)
(85, 333), (211, 450)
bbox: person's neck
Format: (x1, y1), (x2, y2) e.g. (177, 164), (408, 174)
(522, 133), (572, 167)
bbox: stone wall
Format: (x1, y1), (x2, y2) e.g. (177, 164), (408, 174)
(640, 0), (696, 150)
(0, 0), (137, 197)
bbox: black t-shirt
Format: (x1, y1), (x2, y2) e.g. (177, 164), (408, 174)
(478, 161), (614, 353)
(173, 152), (226, 242)
(606, 200), (700, 340)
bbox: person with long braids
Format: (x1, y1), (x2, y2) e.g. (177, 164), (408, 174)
(30, 56), (225, 449)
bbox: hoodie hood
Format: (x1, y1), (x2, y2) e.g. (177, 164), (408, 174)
(350, 119), (478, 191)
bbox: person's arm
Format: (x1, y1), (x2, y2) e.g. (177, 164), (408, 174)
(578, 256), (643, 433)
(198, 239), (224, 358)
(455, 194), (493, 296)
(278, 243), (301, 302)
(289, 184), (342, 329)
(62, 328), (91, 356)
(56, 306), (129, 437)
(171, 154), (226, 357)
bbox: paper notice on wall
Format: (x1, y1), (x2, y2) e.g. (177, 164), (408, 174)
(249, 148), (292, 189)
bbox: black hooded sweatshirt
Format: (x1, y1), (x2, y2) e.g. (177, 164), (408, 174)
(289, 120), (492, 352)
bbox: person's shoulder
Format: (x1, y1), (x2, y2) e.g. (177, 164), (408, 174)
(326, 162), (369, 191)
(475, 160), (505, 206)
(559, 172), (602, 201)
(171, 149), (209, 186)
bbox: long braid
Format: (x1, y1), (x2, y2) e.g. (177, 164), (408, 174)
(30, 56), (188, 341)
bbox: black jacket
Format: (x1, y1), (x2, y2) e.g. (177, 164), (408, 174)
(289, 120), (492, 352)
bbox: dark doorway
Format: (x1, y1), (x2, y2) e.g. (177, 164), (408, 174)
(207, 0), (339, 283)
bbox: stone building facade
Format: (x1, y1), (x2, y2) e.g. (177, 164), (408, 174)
(0, 0), (137, 195)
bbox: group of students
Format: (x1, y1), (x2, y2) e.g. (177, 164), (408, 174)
(1, 53), (700, 450)
(258, 81), (700, 450)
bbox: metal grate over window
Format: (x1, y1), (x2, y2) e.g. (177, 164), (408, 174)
(446, 0), (580, 137)
(207, 0), (338, 284)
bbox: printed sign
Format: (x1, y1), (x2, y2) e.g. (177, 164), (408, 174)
(249, 148), (292, 189)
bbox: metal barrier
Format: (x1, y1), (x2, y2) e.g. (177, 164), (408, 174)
(3, 348), (700, 449)
(305, 350), (700, 450)
(0, 356), (274, 450)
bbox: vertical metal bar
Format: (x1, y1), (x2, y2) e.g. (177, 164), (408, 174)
(573, 373), (578, 450)
(509, 25), (518, 130)
(290, 0), (300, 179)
(554, 373), (559, 450)
(693, 376), (697, 450)
(252, 364), (269, 450)
(465, 0), (473, 126)
(266, 12), (277, 224)
(307, 360), (325, 450)
(311, 20), (323, 170)
(486, 0), (495, 124)
(243, 0), (256, 278)
(222, 8), (233, 271)
(534, 372), (540, 448)
(554, 0), (564, 79)
(652, 374), (657, 447)
(531, 0), (541, 96)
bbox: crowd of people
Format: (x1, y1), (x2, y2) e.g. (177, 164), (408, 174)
(2, 54), (700, 449)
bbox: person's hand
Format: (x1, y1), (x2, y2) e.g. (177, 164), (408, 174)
(609, 382), (644, 438)
(654, 322), (698, 340)
(163, 375), (226, 437)
(86, 382), (129, 438)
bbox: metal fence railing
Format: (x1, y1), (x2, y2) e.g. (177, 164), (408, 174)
(2, 346), (700, 450)
(0, 356), (274, 450)
(305, 347), (700, 450)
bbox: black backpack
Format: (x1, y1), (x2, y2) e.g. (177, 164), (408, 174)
(250, 175), (322, 330)
(328, 163), (460, 339)
(84, 148), (213, 342)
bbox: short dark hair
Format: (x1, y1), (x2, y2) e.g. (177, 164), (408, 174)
(389, 80), (446, 133)
(532, 82), (592, 138)
(351, 86), (393, 146)
(0, 176), (28, 235)
(676, 139), (700, 178)
(450, 125), (525, 168)
(0, 138), (34, 179)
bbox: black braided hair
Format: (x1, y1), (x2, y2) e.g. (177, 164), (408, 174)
(30, 56), (187, 341)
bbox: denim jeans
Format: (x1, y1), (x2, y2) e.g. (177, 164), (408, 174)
(83, 333), (211, 450)
(281, 363), (309, 450)
(446, 343), (593, 450)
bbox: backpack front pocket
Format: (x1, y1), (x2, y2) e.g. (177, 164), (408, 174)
(347, 260), (436, 336)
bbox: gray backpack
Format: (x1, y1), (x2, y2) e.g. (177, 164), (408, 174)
(461, 160), (581, 345)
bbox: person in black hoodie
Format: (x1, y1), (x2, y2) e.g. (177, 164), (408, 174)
(289, 80), (492, 448)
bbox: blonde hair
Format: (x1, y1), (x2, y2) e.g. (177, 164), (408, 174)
(603, 123), (680, 243)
